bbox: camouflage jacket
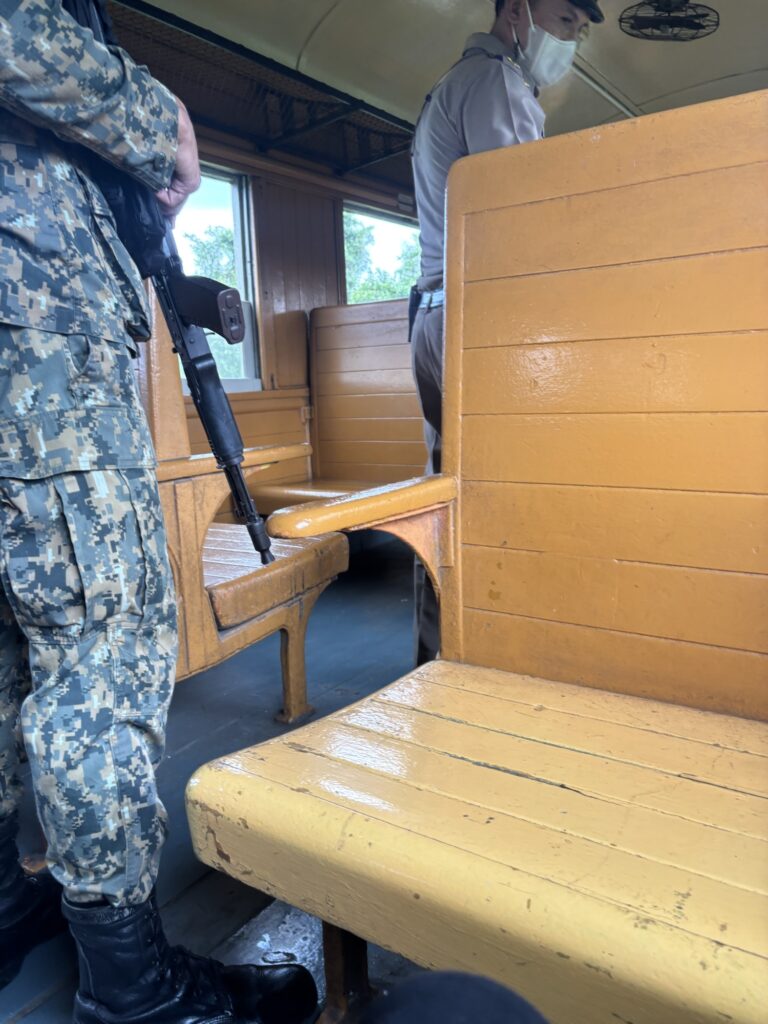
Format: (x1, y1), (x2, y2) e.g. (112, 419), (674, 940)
(0, 0), (179, 478)
(0, 0), (178, 344)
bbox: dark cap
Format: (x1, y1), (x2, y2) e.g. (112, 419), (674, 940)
(571, 0), (605, 23)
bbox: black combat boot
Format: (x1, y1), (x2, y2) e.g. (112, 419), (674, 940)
(63, 892), (318, 1024)
(0, 814), (68, 990)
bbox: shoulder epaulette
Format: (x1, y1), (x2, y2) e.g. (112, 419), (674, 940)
(464, 48), (533, 91)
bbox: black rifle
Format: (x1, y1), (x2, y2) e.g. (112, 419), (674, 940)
(153, 221), (274, 565)
(63, 0), (274, 564)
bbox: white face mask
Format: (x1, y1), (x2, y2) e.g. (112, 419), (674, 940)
(519, 1), (578, 88)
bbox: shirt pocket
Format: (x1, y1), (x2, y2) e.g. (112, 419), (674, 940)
(64, 333), (143, 412)
(0, 137), (66, 255)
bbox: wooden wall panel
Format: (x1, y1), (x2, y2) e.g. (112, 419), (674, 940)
(449, 92), (768, 216)
(462, 610), (768, 721)
(465, 547), (767, 654)
(442, 91), (768, 718)
(314, 318), (410, 350)
(316, 345), (412, 374)
(462, 251), (767, 349)
(465, 162), (767, 283)
(319, 394), (423, 419)
(318, 441), (425, 466)
(273, 311), (309, 389)
(137, 289), (192, 462)
(462, 483), (768, 575)
(185, 389), (310, 488)
(316, 369), (416, 397)
(462, 334), (768, 416)
(461, 413), (768, 492)
(319, 463), (424, 484)
(253, 177), (343, 390)
(310, 300), (427, 481)
(319, 419), (422, 443)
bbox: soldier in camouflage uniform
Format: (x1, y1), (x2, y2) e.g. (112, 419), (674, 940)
(0, 3), (316, 1022)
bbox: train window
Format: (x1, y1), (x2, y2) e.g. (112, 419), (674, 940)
(175, 167), (260, 388)
(343, 205), (420, 305)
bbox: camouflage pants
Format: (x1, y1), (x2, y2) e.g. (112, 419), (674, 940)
(0, 467), (177, 906)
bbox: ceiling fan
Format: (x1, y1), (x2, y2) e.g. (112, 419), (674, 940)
(619, 1), (720, 40)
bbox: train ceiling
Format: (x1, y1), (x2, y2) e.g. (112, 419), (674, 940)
(110, 0), (767, 191)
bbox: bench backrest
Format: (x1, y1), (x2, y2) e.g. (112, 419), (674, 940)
(441, 91), (768, 720)
(309, 300), (428, 482)
(137, 297), (311, 496)
(135, 293), (193, 461)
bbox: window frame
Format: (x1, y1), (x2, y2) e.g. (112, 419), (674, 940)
(341, 201), (420, 306)
(176, 162), (263, 393)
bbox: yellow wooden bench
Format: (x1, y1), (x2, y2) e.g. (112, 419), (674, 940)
(137, 306), (348, 722)
(186, 91), (768, 1023)
(252, 300), (428, 514)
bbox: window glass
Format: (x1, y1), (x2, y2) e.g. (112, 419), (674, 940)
(343, 207), (420, 305)
(174, 169), (257, 381)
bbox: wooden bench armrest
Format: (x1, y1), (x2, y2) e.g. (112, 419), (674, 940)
(156, 442), (311, 483)
(268, 475), (458, 538)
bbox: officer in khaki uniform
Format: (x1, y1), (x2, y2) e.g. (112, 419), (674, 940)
(411, 0), (604, 664)
(0, 2), (316, 1021)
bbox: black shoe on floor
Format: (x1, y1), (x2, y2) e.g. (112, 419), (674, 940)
(63, 892), (318, 1024)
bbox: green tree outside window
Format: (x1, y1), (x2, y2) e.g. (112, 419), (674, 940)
(183, 225), (244, 379)
(344, 210), (420, 305)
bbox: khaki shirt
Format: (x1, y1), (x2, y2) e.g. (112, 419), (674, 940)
(412, 32), (545, 287)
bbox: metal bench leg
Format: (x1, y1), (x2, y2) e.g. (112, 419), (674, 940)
(318, 922), (374, 1023)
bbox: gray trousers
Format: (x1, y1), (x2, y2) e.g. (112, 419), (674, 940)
(410, 303), (444, 664)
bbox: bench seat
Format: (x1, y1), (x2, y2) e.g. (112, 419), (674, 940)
(203, 524), (348, 629)
(251, 298), (428, 517)
(188, 660), (768, 1024)
(252, 480), (375, 515)
(189, 93), (768, 1022)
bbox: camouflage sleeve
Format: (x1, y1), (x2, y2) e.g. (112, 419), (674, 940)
(0, 0), (178, 191)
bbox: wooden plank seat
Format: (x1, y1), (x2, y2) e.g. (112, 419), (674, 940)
(204, 524), (347, 628)
(187, 92), (768, 1023)
(252, 300), (428, 515)
(160, 454), (348, 723)
(136, 299), (349, 723)
(187, 661), (768, 1024)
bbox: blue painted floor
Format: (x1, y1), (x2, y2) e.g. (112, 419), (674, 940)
(1, 536), (415, 1023)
